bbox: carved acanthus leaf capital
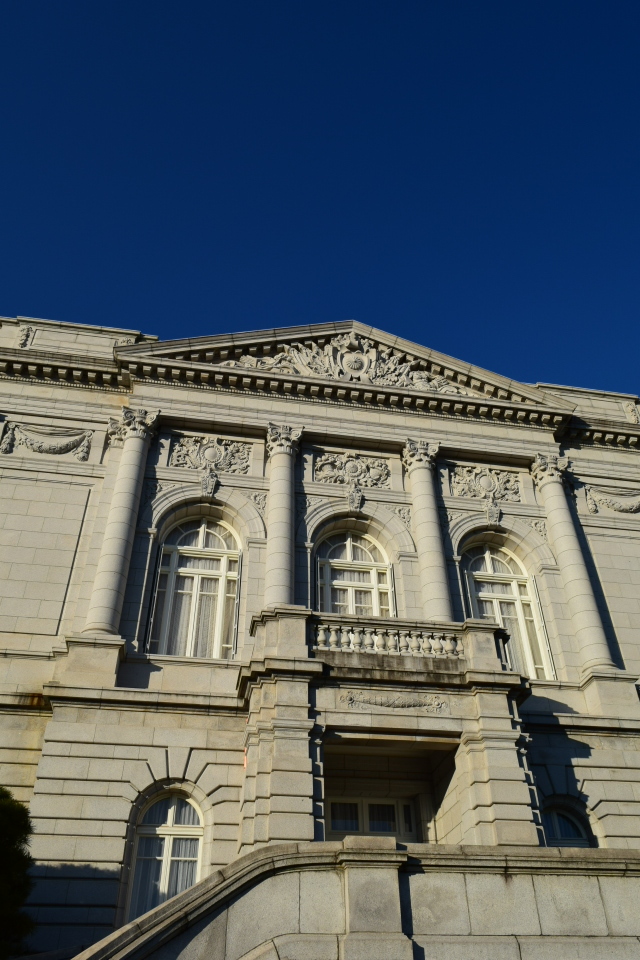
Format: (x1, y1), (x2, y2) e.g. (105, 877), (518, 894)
(530, 453), (569, 489)
(266, 422), (302, 457)
(402, 438), (440, 472)
(108, 407), (160, 443)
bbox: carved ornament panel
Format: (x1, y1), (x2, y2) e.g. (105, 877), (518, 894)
(314, 452), (390, 488)
(451, 465), (521, 503)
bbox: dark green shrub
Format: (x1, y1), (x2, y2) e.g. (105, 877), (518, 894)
(0, 786), (35, 959)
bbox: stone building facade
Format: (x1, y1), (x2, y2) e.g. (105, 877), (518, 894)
(2, 315), (640, 959)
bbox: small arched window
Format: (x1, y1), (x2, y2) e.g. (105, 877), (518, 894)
(542, 807), (593, 847)
(149, 519), (240, 659)
(462, 544), (553, 680)
(316, 532), (393, 617)
(129, 794), (203, 920)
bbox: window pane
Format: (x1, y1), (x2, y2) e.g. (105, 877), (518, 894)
(167, 849), (198, 899)
(171, 836), (200, 859)
(179, 556), (221, 571)
(142, 798), (170, 825)
(477, 599), (495, 618)
(403, 804), (413, 833)
(490, 551), (516, 574)
(556, 813), (584, 839)
(379, 593), (390, 617)
(518, 582), (529, 597)
(221, 579), (237, 658)
(166, 577), (194, 656)
(369, 803), (396, 832)
(130, 837), (164, 918)
(332, 568), (371, 583)
(468, 552), (489, 572)
(192, 579), (219, 659)
(174, 798), (200, 826)
(354, 591), (373, 616)
(474, 580), (513, 595)
(377, 571), (388, 585)
(331, 802), (359, 831)
(165, 521), (200, 546)
(331, 588), (348, 613)
(227, 559), (238, 573)
(326, 538), (348, 560)
(353, 536), (382, 562)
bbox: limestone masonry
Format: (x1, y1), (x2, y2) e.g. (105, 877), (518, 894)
(2, 315), (640, 959)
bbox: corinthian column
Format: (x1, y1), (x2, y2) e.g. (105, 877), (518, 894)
(403, 439), (452, 622)
(84, 408), (159, 634)
(264, 422), (302, 608)
(531, 453), (614, 673)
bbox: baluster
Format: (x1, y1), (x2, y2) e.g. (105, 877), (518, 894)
(364, 627), (375, 652)
(410, 630), (422, 656)
(398, 629), (410, 655)
(329, 625), (340, 651)
(455, 635), (464, 657)
(442, 634), (456, 656)
(423, 632), (435, 657)
(340, 625), (352, 652)
(375, 629), (387, 653)
(431, 632), (444, 656)
(316, 624), (329, 650)
(352, 625), (363, 653)
(386, 630), (399, 654)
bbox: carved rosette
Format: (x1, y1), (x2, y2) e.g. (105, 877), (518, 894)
(530, 453), (569, 490)
(170, 435), (251, 475)
(451, 465), (520, 503)
(266, 422), (302, 457)
(314, 452), (390, 488)
(402, 438), (440, 473)
(108, 407), (160, 443)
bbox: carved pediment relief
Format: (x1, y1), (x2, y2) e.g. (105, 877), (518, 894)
(220, 331), (468, 395)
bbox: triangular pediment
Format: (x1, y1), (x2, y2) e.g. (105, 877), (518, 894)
(116, 320), (574, 411)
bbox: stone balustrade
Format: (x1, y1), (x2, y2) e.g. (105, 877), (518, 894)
(311, 614), (464, 658)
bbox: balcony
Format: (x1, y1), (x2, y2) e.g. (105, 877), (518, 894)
(309, 613), (465, 659)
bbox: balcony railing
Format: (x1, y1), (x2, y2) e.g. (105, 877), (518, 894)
(310, 614), (465, 659)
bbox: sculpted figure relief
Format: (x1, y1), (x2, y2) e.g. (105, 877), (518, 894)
(222, 331), (466, 394)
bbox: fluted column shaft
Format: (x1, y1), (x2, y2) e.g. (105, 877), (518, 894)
(84, 408), (159, 634)
(531, 454), (614, 673)
(264, 423), (302, 608)
(403, 439), (452, 622)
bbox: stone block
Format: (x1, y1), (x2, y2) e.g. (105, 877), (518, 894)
(412, 935), (521, 959)
(408, 871), (471, 935)
(300, 869), (345, 935)
(532, 874), (608, 936)
(466, 874), (541, 935)
(338, 933), (413, 960)
(517, 936), (640, 960)
(225, 871), (300, 960)
(599, 876), (640, 935)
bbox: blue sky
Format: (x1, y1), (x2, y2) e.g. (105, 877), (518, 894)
(1, 1), (639, 394)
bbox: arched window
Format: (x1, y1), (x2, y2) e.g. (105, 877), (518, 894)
(149, 519), (240, 659)
(129, 794), (203, 920)
(542, 806), (593, 848)
(316, 532), (393, 617)
(462, 544), (553, 680)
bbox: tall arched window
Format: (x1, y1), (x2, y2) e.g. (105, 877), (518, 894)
(462, 544), (553, 680)
(149, 519), (240, 659)
(316, 532), (393, 617)
(129, 794), (203, 920)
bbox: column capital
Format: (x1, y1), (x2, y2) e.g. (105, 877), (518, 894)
(266, 422), (302, 458)
(108, 407), (160, 444)
(402, 438), (440, 472)
(530, 453), (569, 490)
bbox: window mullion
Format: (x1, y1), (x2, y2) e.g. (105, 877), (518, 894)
(158, 552), (177, 655)
(185, 573), (201, 658)
(211, 559), (226, 658)
(514, 583), (537, 679)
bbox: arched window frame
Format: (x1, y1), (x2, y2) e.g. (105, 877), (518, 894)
(315, 531), (395, 618)
(148, 518), (241, 660)
(542, 805), (593, 848)
(128, 793), (203, 921)
(462, 543), (554, 681)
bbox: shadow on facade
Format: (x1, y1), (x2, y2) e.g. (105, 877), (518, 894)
(116, 659), (163, 689)
(24, 862), (121, 956)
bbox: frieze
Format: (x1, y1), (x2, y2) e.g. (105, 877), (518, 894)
(585, 485), (640, 515)
(339, 690), (449, 713)
(451, 465), (521, 503)
(221, 331), (467, 394)
(314, 452), (390, 488)
(0, 422), (93, 461)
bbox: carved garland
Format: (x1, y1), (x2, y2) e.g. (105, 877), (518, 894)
(339, 690), (449, 713)
(585, 485), (640, 515)
(0, 422), (93, 461)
